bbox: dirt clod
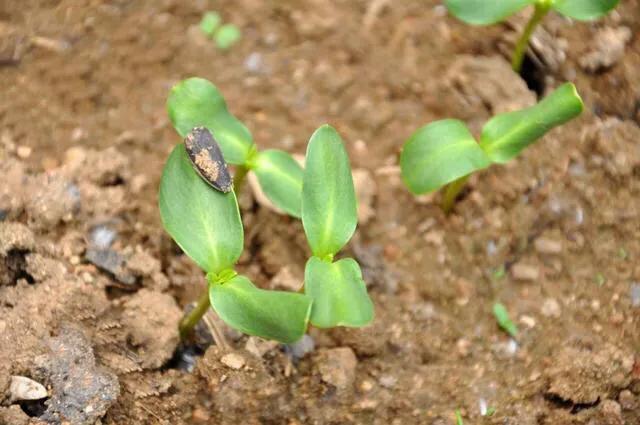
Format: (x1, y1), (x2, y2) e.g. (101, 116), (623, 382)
(314, 347), (357, 392)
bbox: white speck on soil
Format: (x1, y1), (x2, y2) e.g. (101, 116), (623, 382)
(220, 353), (246, 370)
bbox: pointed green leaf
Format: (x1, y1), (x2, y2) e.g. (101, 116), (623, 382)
(159, 144), (243, 273)
(302, 125), (357, 258)
(400, 119), (491, 195)
(253, 149), (303, 218)
(445, 0), (536, 25)
(552, 0), (619, 20)
(480, 83), (583, 164)
(210, 275), (312, 343)
(214, 24), (241, 49)
(493, 302), (518, 337)
(200, 12), (221, 36)
(304, 257), (373, 328)
(167, 78), (254, 165)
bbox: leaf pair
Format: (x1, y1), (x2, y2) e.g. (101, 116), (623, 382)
(159, 145), (311, 343)
(445, 0), (619, 25)
(199, 12), (241, 50)
(301, 126), (374, 328)
(167, 78), (303, 217)
(401, 83), (583, 195)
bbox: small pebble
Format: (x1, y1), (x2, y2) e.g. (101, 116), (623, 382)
(511, 263), (539, 282)
(630, 283), (640, 307)
(16, 146), (32, 159)
(534, 238), (562, 255)
(618, 390), (635, 410)
(286, 334), (315, 360)
(541, 298), (561, 318)
(10, 376), (48, 402)
(379, 374), (397, 389)
(89, 225), (117, 249)
(220, 352), (245, 370)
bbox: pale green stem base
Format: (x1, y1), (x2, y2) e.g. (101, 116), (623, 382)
(233, 164), (249, 197)
(441, 175), (470, 214)
(179, 290), (211, 340)
(511, 2), (551, 73)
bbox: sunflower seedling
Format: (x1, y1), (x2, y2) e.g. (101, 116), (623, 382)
(301, 125), (374, 328)
(445, 0), (620, 72)
(168, 77), (303, 217)
(400, 83), (583, 213)
(199, 12), (241, 50)
(160, 128), (312, 343)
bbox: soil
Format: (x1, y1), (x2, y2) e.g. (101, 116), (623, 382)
(1, 1), (640, 424)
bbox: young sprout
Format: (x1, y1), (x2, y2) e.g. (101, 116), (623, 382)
(400, 83), (583, 213)
(493, 302), (518, 338)
(159, 130), (311, 343)
(445, 0), (620, 72)
(168, 78), (303, 217)
(199, 12), (241, 50)
(455, 409), (464, 425)
(301, 125), (374, 328)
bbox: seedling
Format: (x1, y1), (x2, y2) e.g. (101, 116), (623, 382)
(159, 124), (373, 342)
(445, 0), (620, 72)
(493, 302), (518, 338)
(455, 409), (464, 425)
(400, 83), (583, 213)
(199, 12), (241, 50)
(168, 77), (303, 217)
(301, 125), (374, 328)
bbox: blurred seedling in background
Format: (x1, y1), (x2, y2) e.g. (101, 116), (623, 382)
(159, 120), (373, 342)
(444, 0), (620, 72)
(400, 83), (583, 213)
(493, 302), (518, 338)
(168, 77), (303, 217)
(199, 11), (241, 50)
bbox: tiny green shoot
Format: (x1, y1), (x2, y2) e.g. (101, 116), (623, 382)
(486, 406), (496, 416)
(302, 125), (374, 328)
(400, 83), (583, 213)
(594, 272), (606, 286)
(444, 0), (620, 72)
(493, 302), (518, 338)
(168, 78), (303, 217)
(199, 12), (241, 50)
(455, 409), (464, 425)
(215, 24), (241, 50)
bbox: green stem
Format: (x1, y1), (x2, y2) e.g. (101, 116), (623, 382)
(441, 175), (469, 214)
(511, 2), (551, 73)
(233, 164), (249, 196)
(179, 290), (210, 340)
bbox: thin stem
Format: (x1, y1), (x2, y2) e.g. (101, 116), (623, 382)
(233, 164), (249, 196)
(179, 290), (211, 340)
(511, 2), (551, 73)
(441, 175), (469, 214)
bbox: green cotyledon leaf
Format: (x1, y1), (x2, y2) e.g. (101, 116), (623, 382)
(302, 125), (357, 258)
(445, 0), (536, 25)
(253, 149), (303, 218)
(304, 257), (373, 328)
(479, 83), (583, 164)
(400, 119), (491, 195)
(159, 144), (243, 273)
(167, 77), (254, 165)
(552, 0), (619, 21)
(209, 274), (312, 343)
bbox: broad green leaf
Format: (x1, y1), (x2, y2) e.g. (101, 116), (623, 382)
(167, 78), (254, 165)
(159, 144), (243, 273)
(552, 0), (619, 20)
(210, 275), (312, 343)
(253, 149), (303, 218)
(400, 119), (491, 195)
(480, 83), (583, 163)
(302, 125), (357, 258)
(445, 0), (536, 25)
(214, 24), (241, 49)
(304, 257), (373, 328)
(200, 12), (221, 36)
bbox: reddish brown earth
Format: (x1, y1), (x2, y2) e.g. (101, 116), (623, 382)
(1, 1), (639, 424)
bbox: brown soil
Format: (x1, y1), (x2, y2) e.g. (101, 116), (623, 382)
(1, 1), (640, 424)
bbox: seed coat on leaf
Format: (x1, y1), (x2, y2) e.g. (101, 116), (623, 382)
(185, 127), (232, 192)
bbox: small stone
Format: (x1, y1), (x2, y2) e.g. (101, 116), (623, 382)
(379, 374), (397, 389)
(9, 376), (47, 402)
(16, 146), (32, 159)
(541, 298), (561, 318)
(630, 283), (640, 307)
(286, 334), (315, 360)
(220, 353), (246, 370)
(534, 238), (562, 255)
(315, 347), (357, 390)
(359, 379), (374, 392)
(598, 399), (623, 425)
(456, 338), (471, 357)
(511, 263), (539, 282)
(618, 390), (635, 410)
(89, 224), (117, 249)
